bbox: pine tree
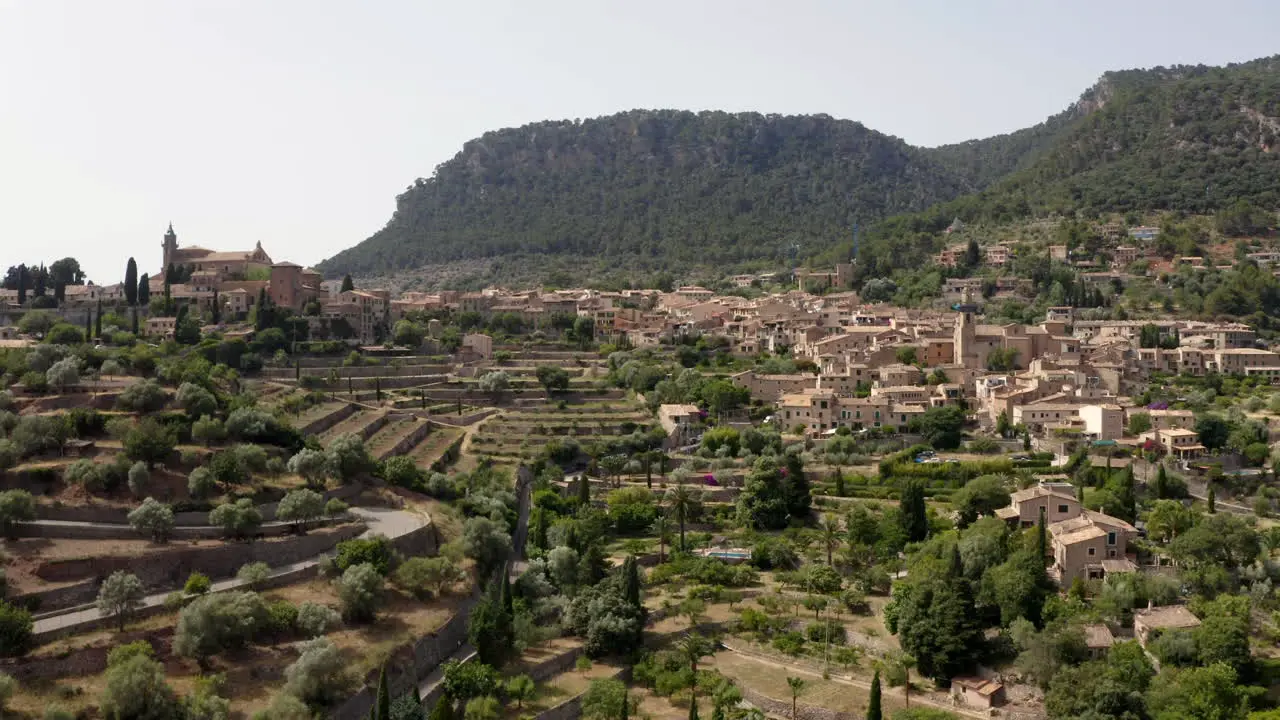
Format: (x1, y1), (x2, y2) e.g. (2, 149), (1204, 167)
(137, 273), (150, 307)
(867, 669), (882, 720)
(374, 664), (390, 720)
(124, 258), (138, 306)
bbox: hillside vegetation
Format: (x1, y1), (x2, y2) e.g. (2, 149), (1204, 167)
(320, 56), (1280, 285)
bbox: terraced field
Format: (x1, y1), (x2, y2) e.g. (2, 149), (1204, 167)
(468, 401), (657, 462)
(319, 409), (389, 445)
(408, 425), (465, 472)
(367, 415), (430, 461)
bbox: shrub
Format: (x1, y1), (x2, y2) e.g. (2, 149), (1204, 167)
(177, 382), (218, 419)
(0, 672), (14, 711)
(127, 461), (150, 497)
(334, 535), (398, 576)
(393, 556), (465, 600)
(100, 654), (181, 720)
(237, 562), (272, 589)
(209, 498), (263, 540)
(0, 490), (35, 538)
(338, 563), (384, 622)
(45, 356), (80, 390)
(265, 599), (299, 637)
(296, 601), (342, 638)
(326, 433), (374, 481)
(325, 498), (349, 516)
(283, 638), (348, 705)
(0, 602), (33, 657)
(188, 467), (217, 499)
(64, 459), (103, 491)
(252, 693), (312, 720)
(805, 619), (847, 644)
(116, 379), (168, 413)
(128, 498), (175, 543)
(185, 572), (212, 595)
(174, 591), (267, 662)
(192, 417), (226, 446)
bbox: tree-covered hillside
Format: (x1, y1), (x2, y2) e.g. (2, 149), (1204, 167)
(317, 111), (980, 277)
(321, 56), (1280, 283)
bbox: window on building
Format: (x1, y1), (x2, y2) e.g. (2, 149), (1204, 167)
(1058, 504), (1069, 514)
(1107, 532), (1116, 545)
(1087, 547), (1096, 556)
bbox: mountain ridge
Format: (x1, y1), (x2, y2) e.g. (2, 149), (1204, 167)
(318, 55), (1280, 284)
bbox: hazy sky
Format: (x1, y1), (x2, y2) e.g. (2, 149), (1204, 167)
(2, 0), (1278, 284)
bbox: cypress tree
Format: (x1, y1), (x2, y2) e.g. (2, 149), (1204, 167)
(94, 299), (102, 338)
(784, 450), (811, 519)
(137, 272), (150, 307)
(621, 691), (629, 720)
(84, 309), (92, 338)
(622, 555), (642, 610)
(163, 271), (172, 312)
(500, 571), (514, 617)
(900, 480), (928, 543)
(947, 544), (964, 579)
(130, 306), (139, 334)
(577, 474), (591, 506)
(1208, 488), (1216, 514)
(1153, 465), (1169, 499)
(1036, 506), (1047, 563)
(374, 664), (390, 720)
(688, 697), (699, 720)
(124, 258), (138, 306)
(532, 508), (549, 550)
(341, 274), (354, 293)
(211, 288), (220, 323)
(834, 467), (845, 497)
(428, 697), (454, 720)
(867, 669), (882, 720)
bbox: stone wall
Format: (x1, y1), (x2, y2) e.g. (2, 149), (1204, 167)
(530, 667), (633, 720)
(33, 485), (362, 526)
(12, 517), (341, 542)
(331, 467), (532, 720)
(297, 402), (358, 436)
(429, 409), (499, 427)
(33, 524), (365, 587)
(1, 628), (175, 683)
(375, 419), (434, 462)
(738, 684), (857, 720)
(427, 434), (466, 472)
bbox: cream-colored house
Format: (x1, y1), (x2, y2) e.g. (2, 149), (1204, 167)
(1134, 605), (1201, 647)
(1049, 511), (1138, 585)
(995, 485), (1081, 528)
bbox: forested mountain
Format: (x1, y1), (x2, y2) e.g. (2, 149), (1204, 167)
(319, 111), (978, 278)
(320, 56), (1280, 283)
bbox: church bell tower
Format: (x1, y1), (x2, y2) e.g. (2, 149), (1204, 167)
(162, 223), (178, 274)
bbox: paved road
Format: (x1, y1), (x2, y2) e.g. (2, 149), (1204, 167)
(32, 508), (427, 639)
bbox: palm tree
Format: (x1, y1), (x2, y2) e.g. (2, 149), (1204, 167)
(820, 515), (842, 565)
(680, 598), (706, 629)
(666, 481), (700, 552)
(786, 677), (806, 720)
(601, 454), (628, 488)
(652, 513), (672, 563)
(677, 634), (715, 701)
(506, 675), (535, 710)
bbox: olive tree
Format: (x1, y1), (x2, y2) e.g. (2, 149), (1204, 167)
(338, 562), (384, 622)
(277, 488), (325, 532)
(97, 571), (145, 631)
(283, 637), (348, 705)
(127, 497), (175, 543)
(287, 448), (329, 488)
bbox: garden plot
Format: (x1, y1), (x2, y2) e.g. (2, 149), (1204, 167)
(319, 410), (388, 445)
